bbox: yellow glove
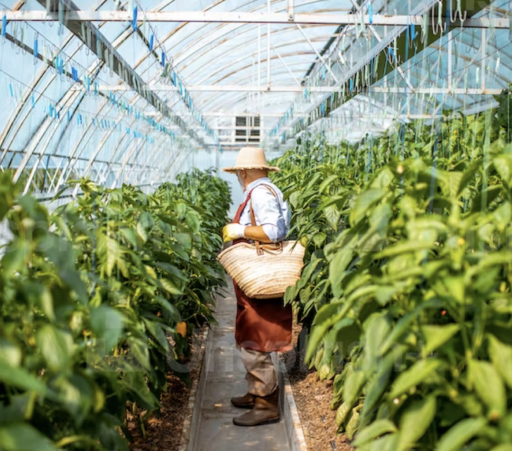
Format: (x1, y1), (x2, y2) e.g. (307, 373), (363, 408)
(222, 224), (246, 243)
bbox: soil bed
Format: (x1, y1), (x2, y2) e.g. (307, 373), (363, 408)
(283, 325), (354, 451)
(128, 328), (207, 451)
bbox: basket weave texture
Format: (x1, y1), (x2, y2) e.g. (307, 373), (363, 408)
(217, 241), (306, 299)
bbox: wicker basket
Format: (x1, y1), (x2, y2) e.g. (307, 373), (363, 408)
(217, 241), (306, 299)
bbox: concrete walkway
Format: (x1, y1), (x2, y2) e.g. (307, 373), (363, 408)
(194, 279), (290, 451)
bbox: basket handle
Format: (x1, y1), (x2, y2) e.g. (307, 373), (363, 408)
(259, 242), (284, 254)
(250, 199), (264, 256)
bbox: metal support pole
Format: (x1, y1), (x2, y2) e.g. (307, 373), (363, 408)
(297, 24), (339, 83)
(481, 29), (486, 90)
(271, 47), (302, 86)
(267, 0), (271, 88)
(287, 0), (294, 21)
(448, 32), (453, 90)
(258, 24), (261, 112)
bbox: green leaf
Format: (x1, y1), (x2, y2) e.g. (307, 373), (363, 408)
(359, 433), (399, 451)
(306, 302), (344, 363)
(154, 296), (180, 319)
(312, 232), (327, 247)
(0, 357), (48, 395)
(336, 402), (351, 427)
(143, 318), (169, 352)
(319, 174), (339, 194)
(346, 408), (360, 440)
(350, 189), (386, 226)
(90, 306), (125, 351)
(0, 423), (58, 451)
(389, 359), (443, 399)
(324, 204), (341, 230)
(457, 160), (481, 195)
(155, 262), (188, 281)
(289, 191), (300, 208)
(353, 419), (397, 447)
(136, 221), (148, 243)
(139, 211), (155, 230)
(186, 211), (201, 233)
(437, 418), (487, 451)
(488, 335), (512, 388)
(490, 445), (512, 451)
(160, 278), (183, 295)
(175, 232), (192, 251)
(494, 153), (512, 186)
(439, 171), (463, 199)
(468, 359), (506, 420)
(120, 227), (138, 247)
(369, 167), (394, 189)
(396, 396), (437, 451)
(343, 371), (366, 408)
(318, 193), (350, 211)
(1, 239), (29, 274)
(97, 234), (124, 277)
(329, 250), (353, 297)
(421, 324), (459, 357)
(374, 241), (433, 259)
(36, 325), (74, 372)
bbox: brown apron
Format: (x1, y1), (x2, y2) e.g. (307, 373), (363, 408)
(232, 187), (293, 353)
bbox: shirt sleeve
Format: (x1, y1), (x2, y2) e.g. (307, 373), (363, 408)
(250, 186), (287, 242)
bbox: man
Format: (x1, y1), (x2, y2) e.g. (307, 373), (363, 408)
(222, 147), (292, 427)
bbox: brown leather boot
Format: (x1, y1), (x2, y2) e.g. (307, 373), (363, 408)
(232, 388), (280, 426)
(231, 393), (255, 409)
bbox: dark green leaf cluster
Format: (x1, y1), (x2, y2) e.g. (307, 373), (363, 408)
(271, 97), (512, 450)
(0, 169), (230, 450)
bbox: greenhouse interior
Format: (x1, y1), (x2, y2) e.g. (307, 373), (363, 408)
(2, 0), (512, 450)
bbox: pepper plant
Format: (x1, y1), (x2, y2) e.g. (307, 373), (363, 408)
(272, 90), (512, 450)
(0, 169), (230, 450)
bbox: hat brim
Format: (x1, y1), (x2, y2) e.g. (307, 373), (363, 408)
(222, 165), (280, 173)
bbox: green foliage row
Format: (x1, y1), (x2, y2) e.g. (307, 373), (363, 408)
(272, 91), (512, 450)
(0, 169), (230, 450)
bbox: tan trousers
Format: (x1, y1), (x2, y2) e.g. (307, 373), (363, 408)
(240, 348), (277, 397)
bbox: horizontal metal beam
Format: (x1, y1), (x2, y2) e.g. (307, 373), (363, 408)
(216, 142), (262, 146)
(369, 87), (503, 95)
(1, 11), (508, 28)
(217, 126), (286, 131)
(144, 111), (308, 118)
(71, 84), (333, 93)
(199, 112), (308, 117)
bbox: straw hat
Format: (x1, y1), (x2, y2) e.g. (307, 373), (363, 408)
(222, 147), (280, 173)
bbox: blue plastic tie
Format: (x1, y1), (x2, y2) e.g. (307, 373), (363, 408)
(1, 15), (6, 38)
(161, 52), (166, 67)
(368, 3), (373, 24)
(149, 34), (154, 51)
(34, 37), (39, 58)
(8, 83), (13, 98)
(132, 7), (138, 31)
(350, 78), (354, 92)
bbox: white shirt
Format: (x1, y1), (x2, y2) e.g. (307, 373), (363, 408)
(239, 177), (291, 243)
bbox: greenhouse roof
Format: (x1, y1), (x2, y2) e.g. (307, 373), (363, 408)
(0, 0), (510, 194)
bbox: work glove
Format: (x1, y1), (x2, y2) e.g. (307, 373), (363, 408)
(223, 223), (246, 243)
